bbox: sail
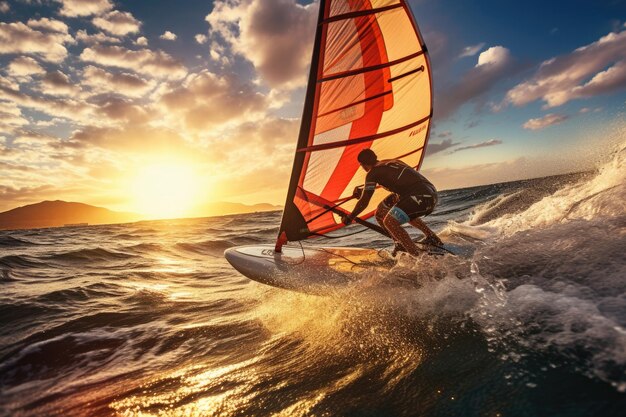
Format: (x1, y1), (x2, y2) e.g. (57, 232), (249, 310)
(277, 0), (433, 248)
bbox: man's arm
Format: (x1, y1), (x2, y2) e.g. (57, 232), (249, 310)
(343, 182), (375, 224)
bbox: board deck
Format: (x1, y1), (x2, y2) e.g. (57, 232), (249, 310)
(224, 243), (469, 295)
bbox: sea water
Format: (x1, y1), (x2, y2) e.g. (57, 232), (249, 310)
(0, 146), (624, 416)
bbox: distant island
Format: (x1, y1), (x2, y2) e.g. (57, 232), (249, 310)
(0, 200), (283, 231)
(0, 201), (141, 231)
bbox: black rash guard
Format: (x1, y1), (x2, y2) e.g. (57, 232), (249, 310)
(349, 160), (436, 219)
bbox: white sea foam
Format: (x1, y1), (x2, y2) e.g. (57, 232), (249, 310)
(455, 142), (626, 390)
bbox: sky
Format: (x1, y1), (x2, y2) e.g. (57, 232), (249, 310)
(0, 0), (625, 219)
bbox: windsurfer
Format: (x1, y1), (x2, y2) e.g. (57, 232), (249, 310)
(341, 149), (442, 256)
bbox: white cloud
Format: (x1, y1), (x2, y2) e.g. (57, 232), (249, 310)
(0, 21), (73, 63)
(39, 70), (80, 96)
(81, 65), (156, 98)
(206, 0), (318, 88)
(0, 1), (9, 14)
(437, 45), (515, 119)
(0, 80), (92, 122)
(522, 113), (569, 130)
(459, 42), (485, 58)
(0, 100), (29, 134)
(76, 29), (120, 44)
(136, 36), (148, 46)
(80, 45), (187, 80)
(426, 139), (461, 156)
(93, 10), (141, 36)
(505, 29), (626, 108)
(160, 30), (177, 41)
(27, 17), (69, 34)
(156, 70), (268, 131)
(476, 46), (511, 67)
(451, 139), (503, 153)
(7, 57), (45, 77)
(195, 34), (207, 44)
(56, 0), (113, 17)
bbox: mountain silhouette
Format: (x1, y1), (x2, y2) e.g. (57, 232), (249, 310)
(0, 200), (140, 231)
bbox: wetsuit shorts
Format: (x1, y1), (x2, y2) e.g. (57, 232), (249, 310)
(380, 190), (437, 225)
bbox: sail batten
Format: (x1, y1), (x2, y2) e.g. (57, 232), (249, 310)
(276, 0), (432, 249)
(298, 114), (430, 153)
(318, 50), (424, 82)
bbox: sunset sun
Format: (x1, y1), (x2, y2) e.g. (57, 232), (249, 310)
(131, 163), (200, 220)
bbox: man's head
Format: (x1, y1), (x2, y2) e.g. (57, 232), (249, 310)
(357, 148), (377, 171)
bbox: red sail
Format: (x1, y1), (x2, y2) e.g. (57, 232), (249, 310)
(277, 0), (433, 246)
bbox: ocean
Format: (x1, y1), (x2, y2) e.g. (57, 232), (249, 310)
(1, 147), (625, 417)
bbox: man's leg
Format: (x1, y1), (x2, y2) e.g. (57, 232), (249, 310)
(375, 194), (398, 236)
(375, 204), (390, 232)
(409, 217), (440, 241)
(383, 213), (421, 256)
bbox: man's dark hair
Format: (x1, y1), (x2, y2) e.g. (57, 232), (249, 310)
(357, 148), (377, 165)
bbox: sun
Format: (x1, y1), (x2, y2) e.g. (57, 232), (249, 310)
(130, 163), (200, 220)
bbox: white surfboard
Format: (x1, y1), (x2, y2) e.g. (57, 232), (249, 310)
(224, 245), (389, 295)
(224, 243), (468, 295)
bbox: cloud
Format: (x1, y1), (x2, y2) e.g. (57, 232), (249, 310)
(195, 34), (208, 44)
(93, 10), (141, 36)
(578, 107), (602, 114)
(522, 113), (569, 130)
(451, 139), (503, 153)
(0, 100), (29, 134)
(80, 45), (187, 80)
(476, 46), (511, 67)
(202, 117), (300, 201)
(0, 80), (92, 122)
(0, 21), (73, 63)
(7, 56), (45, 77)
(76, 29), (120, 44)
(436, 46), (515, 119)
(68, 124), (195, 158)
(0, 1), (9, 13)
(27, 18), (69, 34)
(160, 30), (177, 41)
(39, 70), (80, 96)
(12, 130), (57, 148)
(135, 36), (148, 46)
(89, 96), (150, 124)
(426, 138), (462, 156)
(156, 69), (268, 131)
(56, 0), (113, 17)
(504, 29), (626, 108)
(81, 65), (156, 98)
(459, 42), (485, 58)
(206, 0), (318, 88)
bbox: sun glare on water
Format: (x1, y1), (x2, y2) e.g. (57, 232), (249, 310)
(131, 163), (201, 220)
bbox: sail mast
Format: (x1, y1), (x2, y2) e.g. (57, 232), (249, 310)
(275, 0), (328, 252)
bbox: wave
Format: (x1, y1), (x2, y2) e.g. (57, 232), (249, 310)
(452, 144), (626, 391)
(45, 247), (136, 263)
(174, 239), (234, 255)
(0, 255), (46, 269)
(0, 235), (38, 247)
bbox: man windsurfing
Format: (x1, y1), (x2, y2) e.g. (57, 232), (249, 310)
(341, 148), (442, 256)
